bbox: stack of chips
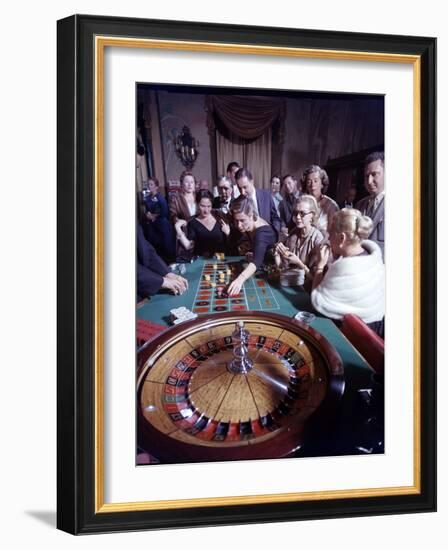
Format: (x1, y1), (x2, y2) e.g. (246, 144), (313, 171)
(279, 268), (305, 287)
(169, 263), (187, 275)
(170, 307), (198, 325)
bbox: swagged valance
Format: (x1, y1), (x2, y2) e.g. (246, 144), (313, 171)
(206, 95), (285, 140)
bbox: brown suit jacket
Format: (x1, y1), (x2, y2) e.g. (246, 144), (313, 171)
(169, 192), (196, 223)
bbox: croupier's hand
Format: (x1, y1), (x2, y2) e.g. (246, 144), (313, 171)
(166, 272), (188, 292)
(161, 276), (186, 295)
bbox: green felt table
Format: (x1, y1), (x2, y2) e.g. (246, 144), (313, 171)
(137, 257), (381, 457)
(138, 256), (315, 320)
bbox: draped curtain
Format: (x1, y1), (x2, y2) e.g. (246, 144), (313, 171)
(207, 95), (284, 189)
(216, 130), (244, 179)
(216, 128), (272, 188)
(245, 128), (272, 188)
(136, 150), (149, 193)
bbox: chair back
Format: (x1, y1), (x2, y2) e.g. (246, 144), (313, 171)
(341, 314), (384, 374)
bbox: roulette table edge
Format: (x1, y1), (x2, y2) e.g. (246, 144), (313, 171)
(137, 311), (345, 464)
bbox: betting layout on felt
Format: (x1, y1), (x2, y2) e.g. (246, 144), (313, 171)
(193, 261), (240, 314)
(192, 260), (280, 314)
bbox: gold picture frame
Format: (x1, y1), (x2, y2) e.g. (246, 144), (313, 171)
(57, 14), (436, 534)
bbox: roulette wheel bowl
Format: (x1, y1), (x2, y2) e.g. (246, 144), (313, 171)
(137, 312), (345, 464)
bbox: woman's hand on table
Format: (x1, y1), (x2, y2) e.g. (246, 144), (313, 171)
(227, 276), (244, 297)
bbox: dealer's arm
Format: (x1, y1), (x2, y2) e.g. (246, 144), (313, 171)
(137, 225), (188, 300)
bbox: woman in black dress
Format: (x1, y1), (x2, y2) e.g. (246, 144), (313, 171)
(227, 196), (277, 296)
(174, 190), (230, 258)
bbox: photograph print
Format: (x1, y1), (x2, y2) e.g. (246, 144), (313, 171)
(135, 82), (385, 466)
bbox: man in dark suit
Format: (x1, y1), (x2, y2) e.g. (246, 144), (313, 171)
(235, 167), (281, 235)
(279, 174), (301, 237)
(137, 225), (188, 300)
(226, 161), (241, 198)
(212, 175), (234, 215)
(339, 186), (357, 209)
(355, 152), (385, 259)
(212, 162), (241, 199)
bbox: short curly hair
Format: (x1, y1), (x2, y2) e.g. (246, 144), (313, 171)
(179, 171), (196, 186)
(216, 175), (233, 188)
(230, 195), (258, 220)
(301, 165), (330, 194)
(196, 189), (214, 203)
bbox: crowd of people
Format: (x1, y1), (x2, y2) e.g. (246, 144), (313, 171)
(138, 152), (385, 336)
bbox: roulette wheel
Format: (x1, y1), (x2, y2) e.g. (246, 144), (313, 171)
(137, 312), (345, 463)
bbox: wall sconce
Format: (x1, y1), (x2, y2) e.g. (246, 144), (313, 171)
(174, 126), (199, 169)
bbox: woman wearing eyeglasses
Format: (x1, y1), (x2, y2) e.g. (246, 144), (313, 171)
(273, 194), (324, 287)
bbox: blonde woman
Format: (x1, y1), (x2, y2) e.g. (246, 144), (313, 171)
(311, 208), (385, 336)
(274, 194), (324, 285)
